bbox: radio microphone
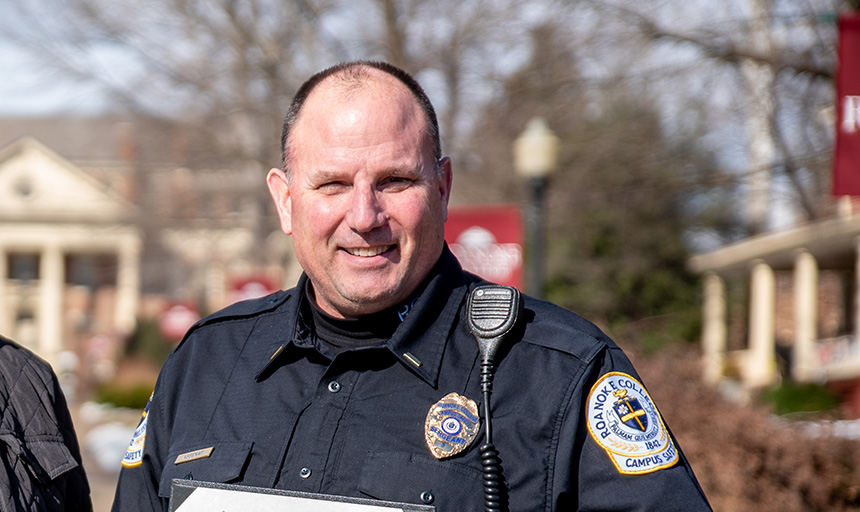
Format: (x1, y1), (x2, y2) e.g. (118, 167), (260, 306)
(467, 285), (523, 512)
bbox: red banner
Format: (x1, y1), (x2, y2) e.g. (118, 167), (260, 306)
(834, 12), (860, 195)
(159, 302), (200, 341)
(228, 276), (279, 304)
(445, 204), (523, 289)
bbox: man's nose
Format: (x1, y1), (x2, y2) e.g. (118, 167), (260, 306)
(346, 186), (387, 232)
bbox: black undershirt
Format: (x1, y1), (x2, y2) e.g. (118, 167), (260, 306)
(305, 281), (402, 354)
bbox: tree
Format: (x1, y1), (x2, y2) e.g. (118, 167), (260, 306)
(0, 0), (846, 329)
(1, 0), (530, 166)
(3, 0), (844, 235)
(578, 0), (847, 230)
(460, 20), (732, 349)
(0, 0), (530, 284)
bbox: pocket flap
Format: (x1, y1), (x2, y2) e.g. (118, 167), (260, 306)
(158, 441), (253, 498)
(358, 451), (481, 510)
(0, 433), (79, 483)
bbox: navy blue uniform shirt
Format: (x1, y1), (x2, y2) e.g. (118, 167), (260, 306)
(112, 248), (711, 511)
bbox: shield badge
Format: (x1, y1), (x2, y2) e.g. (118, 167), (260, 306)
(425, 392), (480, 459)
(612, 389), (649, 432)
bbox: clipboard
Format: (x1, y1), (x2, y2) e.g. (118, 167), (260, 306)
(169, 479), (436, 512)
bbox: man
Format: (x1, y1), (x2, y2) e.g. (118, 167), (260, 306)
(112, 61), (711, 511)
(0, 336), (92, 511)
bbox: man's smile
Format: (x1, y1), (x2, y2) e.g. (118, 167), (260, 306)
(343, 245), (395, 257)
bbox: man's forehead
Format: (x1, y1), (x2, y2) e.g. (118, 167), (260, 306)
(303, 70), (417, 118)
(292, 76), (428, 147)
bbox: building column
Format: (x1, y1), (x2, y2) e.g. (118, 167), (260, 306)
(0, 246), (6, 336)
(206, 261), (226, 313)
(702, 272), (727, 385)
(38, 245), (64, 367)
(115, 236), (141, 334)
(854, 237), (860, 368)
(792, 250), (818, 382)
(747, 259), (776, 388)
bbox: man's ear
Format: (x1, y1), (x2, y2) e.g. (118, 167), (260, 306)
(266, 168), (293, 235)
(437, 156), (453, 222)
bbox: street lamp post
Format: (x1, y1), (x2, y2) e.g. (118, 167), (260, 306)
(514, 117), (558, 299)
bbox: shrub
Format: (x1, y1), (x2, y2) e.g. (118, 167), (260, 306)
(633, 344), (860, 511)
(761, 381), (840, 416)
(94, 382), (153, 410)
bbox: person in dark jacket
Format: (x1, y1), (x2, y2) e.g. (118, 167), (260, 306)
(112, 60), (711, 511)
(0, 335), (92, 511)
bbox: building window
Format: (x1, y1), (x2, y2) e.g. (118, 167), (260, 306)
(65, 254), (118, 289)
(7, 253), (40, 281)
(14, 177), (34, 198)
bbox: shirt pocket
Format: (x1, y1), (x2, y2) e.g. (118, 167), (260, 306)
(358, 451), (483, 510)
(157, 440), (253, 498)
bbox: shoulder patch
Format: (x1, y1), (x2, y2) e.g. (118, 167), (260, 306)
(121, 392), (152, 468)
(586, 372), (678, 475)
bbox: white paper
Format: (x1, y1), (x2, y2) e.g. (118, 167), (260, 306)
(175, 486), (407, 512)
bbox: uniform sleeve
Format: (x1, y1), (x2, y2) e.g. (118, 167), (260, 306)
(553, 344), (712, 511)
(111, 359), (173, 512)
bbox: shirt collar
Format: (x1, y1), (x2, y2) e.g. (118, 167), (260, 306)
(384, 246), (471, 387)
(256, 245), (472, 387)
(254, 274), (312, 380)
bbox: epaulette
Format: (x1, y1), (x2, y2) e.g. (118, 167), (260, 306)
(519, 297), (610, 365)
(183, 289), (292, 336)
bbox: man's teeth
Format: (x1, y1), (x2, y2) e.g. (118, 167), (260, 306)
(347, 246), (392, 257)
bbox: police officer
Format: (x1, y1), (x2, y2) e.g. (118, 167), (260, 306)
(111, 61), (711, 511)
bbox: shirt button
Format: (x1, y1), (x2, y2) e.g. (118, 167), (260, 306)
(299, 467), (312, 479)
(328, 381), (341, 393)
(420, 491), (434, 504)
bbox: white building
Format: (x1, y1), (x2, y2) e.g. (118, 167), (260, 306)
(0, 137), (141, 369)
(689, 200), (860, 415)
(0, 117), (302, 380)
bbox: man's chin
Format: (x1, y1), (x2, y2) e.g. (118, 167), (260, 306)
(345, 296), (395, 316)
(334, 288), (403, 317)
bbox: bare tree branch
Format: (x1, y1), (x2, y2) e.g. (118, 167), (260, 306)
(591, 1), (834, 80)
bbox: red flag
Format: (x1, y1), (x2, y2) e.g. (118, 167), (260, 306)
(834, 12), (860, 195)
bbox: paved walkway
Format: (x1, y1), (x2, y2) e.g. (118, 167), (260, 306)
(73, 402), (140, 512)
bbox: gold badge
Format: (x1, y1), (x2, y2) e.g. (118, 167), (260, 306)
(425, 392), (481, 459)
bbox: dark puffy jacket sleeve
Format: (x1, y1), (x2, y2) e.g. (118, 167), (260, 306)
(0, 337), (93, 511)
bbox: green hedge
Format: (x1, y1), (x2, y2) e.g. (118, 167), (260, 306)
(761, 381), (840, 416)
(94, 382), (153, 410)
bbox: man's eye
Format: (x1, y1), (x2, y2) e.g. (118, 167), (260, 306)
(381, 176), (414, 190)
(318, 181), (349, 193)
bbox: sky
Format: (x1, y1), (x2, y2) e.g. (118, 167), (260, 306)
(0, 42), (107, 116)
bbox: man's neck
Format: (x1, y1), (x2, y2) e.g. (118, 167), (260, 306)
(305, 281), (402, 354)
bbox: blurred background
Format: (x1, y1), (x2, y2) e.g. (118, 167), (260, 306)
(1, 0), (860, 510)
